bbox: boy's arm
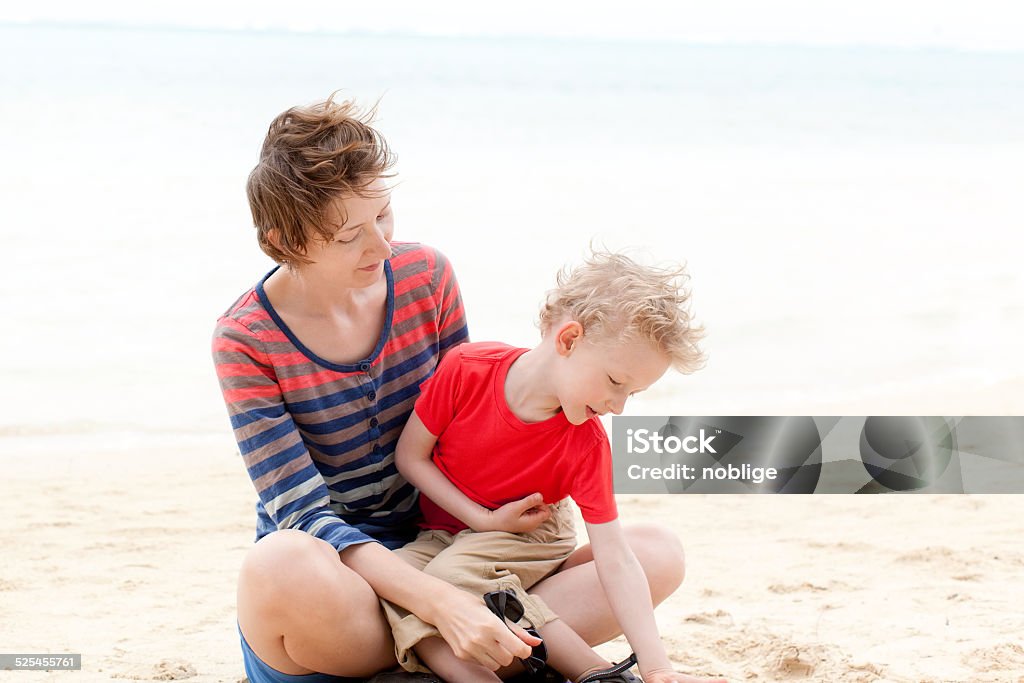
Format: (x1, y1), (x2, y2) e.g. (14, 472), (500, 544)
(586, 519), (676, 679)
(396, 412), (491, 530)
(396, 412), (548, 533)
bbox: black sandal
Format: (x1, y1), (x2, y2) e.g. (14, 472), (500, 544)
(578, 654), (641, 683)
(482, 590), (549, 676)
(504, 663), (569, 683)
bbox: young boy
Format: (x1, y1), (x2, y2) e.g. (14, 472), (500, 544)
(383, 252), (725, 683)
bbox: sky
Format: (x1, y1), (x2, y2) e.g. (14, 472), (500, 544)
(3, 0), (1023, 51)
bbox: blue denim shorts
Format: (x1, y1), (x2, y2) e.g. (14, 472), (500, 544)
(239, 625), (360, 683)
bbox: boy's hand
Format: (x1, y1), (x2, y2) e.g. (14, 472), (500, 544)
(477, 493), (551, 533)
(642, 668), (729, 683)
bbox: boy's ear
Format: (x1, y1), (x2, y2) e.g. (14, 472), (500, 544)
(554, 321), (584, 357)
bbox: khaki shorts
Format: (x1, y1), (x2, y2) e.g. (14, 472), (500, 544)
(382, 499), (578, 673)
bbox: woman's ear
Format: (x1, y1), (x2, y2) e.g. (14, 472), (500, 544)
(267, 229), (285, 257)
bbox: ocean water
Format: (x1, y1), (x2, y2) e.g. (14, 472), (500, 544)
(1, 24), (1023, 443)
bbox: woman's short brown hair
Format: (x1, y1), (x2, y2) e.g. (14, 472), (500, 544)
(246, 94), (395, 264)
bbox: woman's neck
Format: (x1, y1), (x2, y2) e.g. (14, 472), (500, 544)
(264, 265), (377, 319)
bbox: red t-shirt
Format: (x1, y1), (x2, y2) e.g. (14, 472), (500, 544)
(413, 341), (617, 533)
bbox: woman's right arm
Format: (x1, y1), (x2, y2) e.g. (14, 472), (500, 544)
(341, 541), (539, 669)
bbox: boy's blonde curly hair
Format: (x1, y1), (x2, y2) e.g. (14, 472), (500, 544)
(539, 251), (706, 373)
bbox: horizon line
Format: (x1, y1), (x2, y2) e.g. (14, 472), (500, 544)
(3, 18), (1023, 55)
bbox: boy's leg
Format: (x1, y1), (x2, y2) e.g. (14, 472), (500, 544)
(418, 501), (610, 681)
(380, 531), (453, 674)
(531, 618), (615, 682)
(422, 500), (577, 630)
(393, 530), (451, 569)
(376, 514), (579, 679)
(414, 636), (503, 682)
(388, 529), (510, 681)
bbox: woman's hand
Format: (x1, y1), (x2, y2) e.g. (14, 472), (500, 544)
(427, 586), (541, 670)
(340, 542), (538, 671)
(475, 493), (551, 533)
(642, 668), (729, 683)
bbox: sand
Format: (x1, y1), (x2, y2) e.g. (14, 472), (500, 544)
(2, 433), (1023, 683)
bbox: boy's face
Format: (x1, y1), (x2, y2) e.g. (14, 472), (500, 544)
(299, 178), (394, 286)
(554, 324), (671, 425)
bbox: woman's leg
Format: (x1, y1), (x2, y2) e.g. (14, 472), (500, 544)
(236, 523), (687, 678)
(237, 529), (398, 678)
(529, 523), (687, 647)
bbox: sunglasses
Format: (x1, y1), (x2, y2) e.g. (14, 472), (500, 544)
(482, 590), (548, 676)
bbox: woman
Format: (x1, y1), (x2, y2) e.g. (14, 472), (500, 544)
(213, 95), (693, 683)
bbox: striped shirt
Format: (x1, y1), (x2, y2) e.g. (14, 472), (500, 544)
(212, 242), (469, 551)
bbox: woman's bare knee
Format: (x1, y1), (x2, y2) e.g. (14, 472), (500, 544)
(625, 523), (686, 604)
(237, 530), (395, 677)
(557, 522), (686, 602)
(528, 523), (687, 647)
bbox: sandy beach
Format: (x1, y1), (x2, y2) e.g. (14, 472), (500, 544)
(3, 16), (1024, 683)
(2, 431), (1023, 682)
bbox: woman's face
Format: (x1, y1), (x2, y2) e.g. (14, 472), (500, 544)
(301, 178), (394, 287)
